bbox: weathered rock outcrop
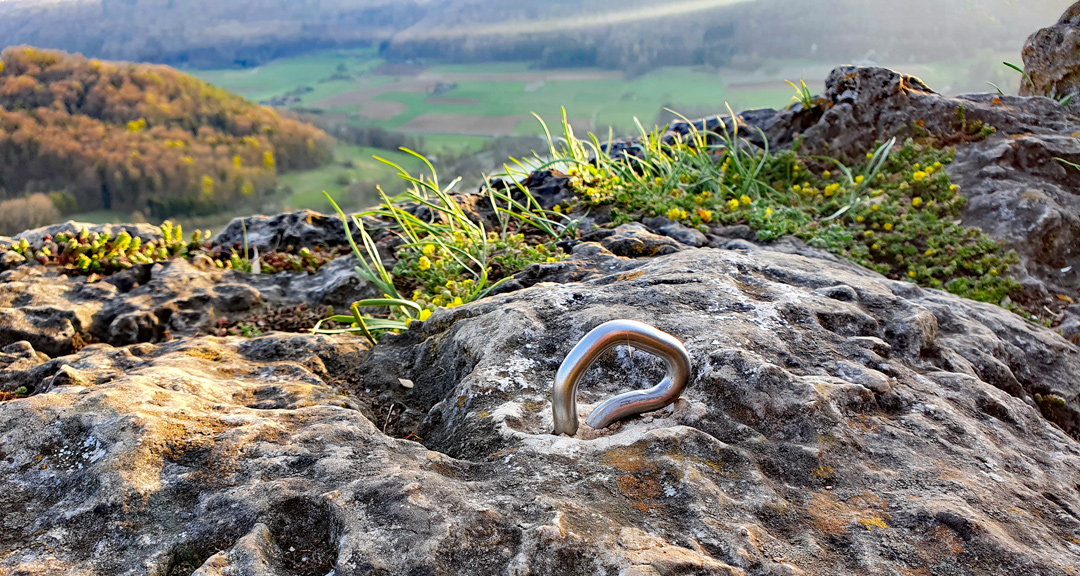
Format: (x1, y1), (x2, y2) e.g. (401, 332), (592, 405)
(2, 225), (1079, 575)
(1022, 1), (1080, 99)
(0, 250), (375, 362)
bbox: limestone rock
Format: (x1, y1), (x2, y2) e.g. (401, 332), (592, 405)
(1, 241), (1078, 575)
(642, 216), (708, 247)
(582, 223), (683, 257)
(1021, 2), (1080, 99)
(1, 230), (1079, 574)
(217, 210), (350, 254)
(0, 254), (378, 358)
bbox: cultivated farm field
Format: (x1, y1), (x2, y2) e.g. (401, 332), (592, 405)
(194, 48), (1022, 145)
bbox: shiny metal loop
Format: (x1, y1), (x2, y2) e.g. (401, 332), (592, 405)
(551, 319), (691, 436)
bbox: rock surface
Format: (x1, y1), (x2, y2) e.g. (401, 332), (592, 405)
(2, 226), (1079, 575)
(0, 254), (376, 361)
(1022, 1), (1080, 99)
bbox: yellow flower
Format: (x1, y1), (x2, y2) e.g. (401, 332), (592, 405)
(417, 256), (431, 271)
(924, 249), (934, 256)
(546, 257), (558, 262)
(912, 171), (927, 181)
(949, 184), (960, 192)
(553, 204), (563, 214)
(926, 166), (935, 175)
(934, 162), (942, 168)
(666, 207), (684, 220)
(823, 170), (832, 179)
(856, 215), (864, 222)
(908, 271), (916, 278)
(727, 198), (740, 211)
(914, 163), (921, 169)
(654, 177), (664, 186)
(871, 243), (879, 250)
(431, 296), (444, 306)
(871, 204), (879, 211)
(824, 183), (840, 196)
(793, 165), (801, 173)
(697, 209), (713, 223)
(884, 223), (893, 231)
(855, 175), (864, 184)
(866, 152), (874, 160)
(863, 230), (873, 237)
(765, 207), (773, 216)
(792, 185), (801, 192)
(448, 296), (464, 308)
(423, 244), (436, 256)
(740, 195), (752, 205)
(419, 308), (432, 321)
(911, 197), (923, 207)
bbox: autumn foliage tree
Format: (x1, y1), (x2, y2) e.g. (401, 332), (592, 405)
(0, 46), (334, 218)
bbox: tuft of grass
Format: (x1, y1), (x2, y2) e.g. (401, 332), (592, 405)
(1004, 61), (1074, 107)
(315, 149), (576, 343)
(785, 79), (818, 110)
(1003, 61), (1033, 92)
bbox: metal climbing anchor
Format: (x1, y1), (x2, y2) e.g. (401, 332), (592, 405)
(551, 319), (691, 436)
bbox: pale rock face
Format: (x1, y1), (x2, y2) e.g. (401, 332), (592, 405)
(1, 236), (1078, 576)
(1022, 1), (1080, 99)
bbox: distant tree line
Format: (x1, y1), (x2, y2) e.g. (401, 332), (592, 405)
(296, 115), (426, 153)
(0, 46), (334, 219)
(382, 0), (1063, 77)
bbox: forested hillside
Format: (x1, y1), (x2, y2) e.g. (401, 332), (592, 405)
(0, 46), (333, 221)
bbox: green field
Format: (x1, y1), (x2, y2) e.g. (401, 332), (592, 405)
(278, 144), (426, 212)
(193, 50), (1020, 141)
(194, 48), (388, 104)
(191, 51), (805, 139)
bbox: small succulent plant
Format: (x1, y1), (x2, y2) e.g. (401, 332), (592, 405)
(3, 221), (341, 280)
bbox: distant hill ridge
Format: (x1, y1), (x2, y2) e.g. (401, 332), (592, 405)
(0, 46), (333, 218)
(0, 0), (1067, 70)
